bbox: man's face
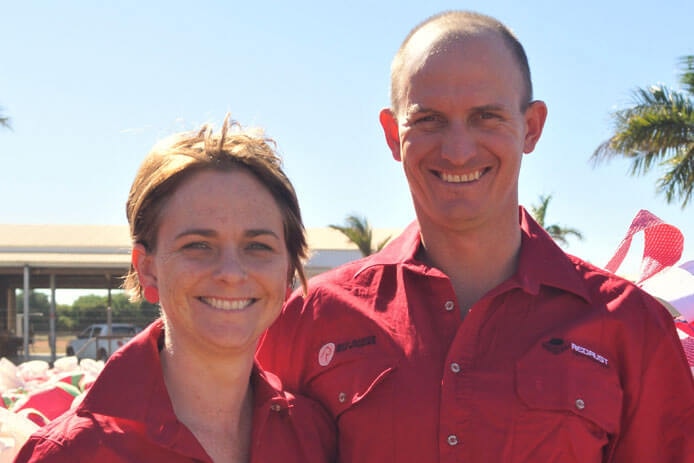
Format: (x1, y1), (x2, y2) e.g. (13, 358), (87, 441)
(381, 31), (546, 234)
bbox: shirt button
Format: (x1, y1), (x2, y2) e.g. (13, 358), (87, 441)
(575, 398), (585, 410)
(338, 392), (347, 403)
(270, 403), (281, 412)
(444, 300), (455, 311)
(447, 434), (459, 446)
(450, 362), (461, 373)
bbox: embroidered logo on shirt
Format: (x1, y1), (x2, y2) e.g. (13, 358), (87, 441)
(571, 342), (609, 367)
(542, 337), (570, 354)
(318, 336), (377, 367)
(335, 335), (376, 353)
(542, 338), (609, 367)
(318, 343), (335, 366)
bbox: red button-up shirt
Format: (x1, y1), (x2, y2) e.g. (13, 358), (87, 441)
(15, 319), (336, 463)
(257, 207), (694, 462)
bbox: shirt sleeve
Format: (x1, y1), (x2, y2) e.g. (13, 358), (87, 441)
(609, 296), (694, 462)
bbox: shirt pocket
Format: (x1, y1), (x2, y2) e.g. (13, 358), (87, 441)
(306, 352), (396, 418)
(513, 342), (623, 461)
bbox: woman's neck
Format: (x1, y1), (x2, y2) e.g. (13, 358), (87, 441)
(160, 335), (255, 462)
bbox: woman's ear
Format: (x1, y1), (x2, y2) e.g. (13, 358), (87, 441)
(132, 243), (157, 289)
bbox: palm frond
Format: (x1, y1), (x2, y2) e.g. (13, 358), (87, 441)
(329, 214), (380, 256)
(679, 55), (694, 96)
(529, 194), (583, 248)
(591, 78), (694, 208)
(0, 106), (10, 130)
(529, 194), (551, 227)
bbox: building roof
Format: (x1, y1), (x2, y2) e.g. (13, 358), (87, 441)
(0, 224), (402, 290)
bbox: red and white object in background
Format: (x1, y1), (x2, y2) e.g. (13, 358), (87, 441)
(605, 209), (694, 367)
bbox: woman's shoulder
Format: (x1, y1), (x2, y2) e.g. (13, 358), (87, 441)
(13, 411), (105, 462)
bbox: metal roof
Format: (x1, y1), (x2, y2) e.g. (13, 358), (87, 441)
(0, 224), (402, 290)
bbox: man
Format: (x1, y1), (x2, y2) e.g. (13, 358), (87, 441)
(258, 10), (694, 462)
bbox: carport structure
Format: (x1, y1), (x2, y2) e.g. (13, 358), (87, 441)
(0, 222), (401, 362)
(0, 224), (131, 361)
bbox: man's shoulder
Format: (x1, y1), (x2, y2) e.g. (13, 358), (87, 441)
(305, 252), (395, 293)
(565, 253), (675, 324)
(566, 252), (641, 293)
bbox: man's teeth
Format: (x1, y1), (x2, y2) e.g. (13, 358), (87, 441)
(441, 170), (483, 183)
(202, 297), (253, 310)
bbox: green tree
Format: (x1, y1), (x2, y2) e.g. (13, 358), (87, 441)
(61, 293), (159, 332)
(591, 55), (694, 208)
(530, 194), (583, 248)
(329, 215), (391, 257)
(15, 290), (52, 331)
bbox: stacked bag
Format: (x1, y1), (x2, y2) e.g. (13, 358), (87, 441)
(0, 356), (104, 461)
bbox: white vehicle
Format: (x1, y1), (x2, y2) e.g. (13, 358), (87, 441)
(66, 323), (140, 360)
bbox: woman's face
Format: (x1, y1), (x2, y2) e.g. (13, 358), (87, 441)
(136, 168), (289, 356)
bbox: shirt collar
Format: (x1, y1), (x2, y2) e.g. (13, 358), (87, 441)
(252, 365), (294, 412)
(78, 319), (295, 437)
(353, 207), (590, 302)
(354, 221), (421, 276)
(77, 318), (170, 423)
(516, 207), (591, 302)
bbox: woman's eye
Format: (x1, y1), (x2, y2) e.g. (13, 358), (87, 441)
(247, 242), (273, 252)
(183, 241), (210, 250)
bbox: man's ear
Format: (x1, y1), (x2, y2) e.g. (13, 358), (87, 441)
(522, 100), (548, 154)
(131, 244), (157, 289)
(379, 108), (402, 161)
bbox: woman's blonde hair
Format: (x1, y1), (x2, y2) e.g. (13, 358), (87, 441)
(123, 114), (308, 301)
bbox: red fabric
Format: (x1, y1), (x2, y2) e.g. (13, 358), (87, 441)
(13, 383), (80, 425)
(258, 207), (694, 463)
(677, 322), (694, 366)
(14, 320), (336, 463)
(681, 337), (694, 367)
(604, 209), (684, 284)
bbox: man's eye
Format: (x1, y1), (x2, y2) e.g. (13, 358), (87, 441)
(416, 114), (441, 124)
(478, 112), (501, 120)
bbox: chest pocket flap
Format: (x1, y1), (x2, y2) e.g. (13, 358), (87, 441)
(516, 340), (623, 435)
(306, 346), (398, 418)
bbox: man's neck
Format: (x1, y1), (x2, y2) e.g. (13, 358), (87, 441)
(418, 216), (522, 314)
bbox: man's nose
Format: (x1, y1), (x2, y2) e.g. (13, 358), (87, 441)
(441, 121), (475, 163)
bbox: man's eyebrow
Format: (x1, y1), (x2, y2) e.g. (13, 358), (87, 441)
(472, 103), (507, 112)
(404, 104), (430, 117)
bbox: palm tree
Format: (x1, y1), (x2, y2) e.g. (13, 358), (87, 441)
(0, 106), (10, 130)
(530, 194), (583, 247)
(329, 215), (391, 257)
(591, 55), (694, 208)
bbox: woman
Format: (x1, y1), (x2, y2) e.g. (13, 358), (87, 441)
(14, 115), (336, 462)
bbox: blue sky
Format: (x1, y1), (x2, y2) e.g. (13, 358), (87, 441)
(2, 0), (693, 280)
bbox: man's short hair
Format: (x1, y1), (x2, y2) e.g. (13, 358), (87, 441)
(390, 10), (533, 114)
